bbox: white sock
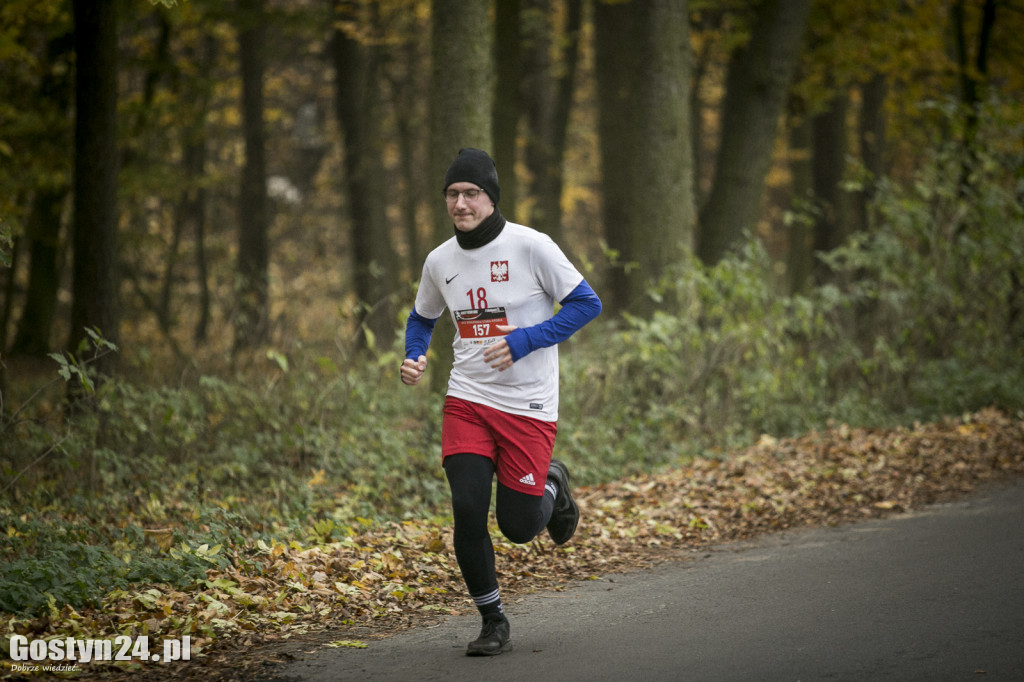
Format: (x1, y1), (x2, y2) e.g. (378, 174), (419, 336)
(545, 480), (558, 499)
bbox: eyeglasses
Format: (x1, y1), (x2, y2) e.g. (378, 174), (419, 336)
(443, 188), (484, 202)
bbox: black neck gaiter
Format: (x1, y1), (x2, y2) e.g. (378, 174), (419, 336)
(455, 208), (506, 250)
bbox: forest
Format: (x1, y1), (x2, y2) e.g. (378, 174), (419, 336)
(2, 0), (1023, 673)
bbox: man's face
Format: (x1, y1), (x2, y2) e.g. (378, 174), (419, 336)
(445, 182), (494, 232)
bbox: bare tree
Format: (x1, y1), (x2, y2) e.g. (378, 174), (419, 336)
(521, 0), (583, 243)
(595, 0), (694, 315)
(333, 0), (396, 350)
(69, 0), (119, 375)
(11, 29), (73, 358)
(234, 0), (270, 350)
(492, 0), (521, 221)
(427, 0), (493, 390)
(697, 0), (812, 266)
(810, 86), (852, 284)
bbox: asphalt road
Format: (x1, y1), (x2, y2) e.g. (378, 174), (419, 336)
(265, 478), (1024, 682)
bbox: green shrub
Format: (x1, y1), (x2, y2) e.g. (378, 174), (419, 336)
(558, 110), (1024, 482)
(0, 517), (222, 615)
(560, 243), (847, 480)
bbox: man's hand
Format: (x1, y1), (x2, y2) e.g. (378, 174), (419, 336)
(483, 325), (518, 371)
(401, 355), (427, 385)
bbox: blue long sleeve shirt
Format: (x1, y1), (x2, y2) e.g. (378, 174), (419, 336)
(404, 279), (601, 362)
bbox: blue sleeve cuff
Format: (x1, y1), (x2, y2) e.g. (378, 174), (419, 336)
(504, 328), (531, 361)
(405, 308), (437, 359)
(505, 280), (601, 362)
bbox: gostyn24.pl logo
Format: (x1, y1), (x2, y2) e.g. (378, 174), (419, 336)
(8, 634), (191, 669)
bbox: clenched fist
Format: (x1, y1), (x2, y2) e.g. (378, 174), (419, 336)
(401, 355), (427, 385)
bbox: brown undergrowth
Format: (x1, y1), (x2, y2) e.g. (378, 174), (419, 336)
(3, 408), (1023, 680)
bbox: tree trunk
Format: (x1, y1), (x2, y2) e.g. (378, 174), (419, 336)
(953, 0), (997, 200)
(521, 0), (583, 243)
(11, 29), (74, 358)
(332, 0), (396, 351)
(690, 8), (724, 213)
(160, 207), (184, 335)
(390, 9), (431, 273)
(858, 74), (887, 184)
(492, 0), (521, 222)
(182, 135), (212, 346)
(430, 0), (493, 214)
(811, 88), (851, 284)
(854, 73), (887, 233)
(0, 230), (23, 360)
(595, 0), (694, 315)
(428, 0), (493, 391)
(234, 0), (270, 350)
(12, 188), (66, 356)
(69, 0), (119, 375)
(786, 93), (814, 295)
(697, 0), (812, 265)
(185, 34), (217, 347)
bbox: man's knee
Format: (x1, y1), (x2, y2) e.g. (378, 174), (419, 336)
(495, 487), (546, 543)
(497, 515), (538, 544)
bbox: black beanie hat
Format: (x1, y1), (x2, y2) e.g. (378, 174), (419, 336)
(443, 148), (500, 204)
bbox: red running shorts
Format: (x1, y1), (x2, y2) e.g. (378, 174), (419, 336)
(441, 396), (558, 496)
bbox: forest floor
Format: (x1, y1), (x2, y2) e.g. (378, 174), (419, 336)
(3, 408), (1023, 681)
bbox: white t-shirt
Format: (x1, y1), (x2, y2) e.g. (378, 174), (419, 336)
(414, 222), (584, 421)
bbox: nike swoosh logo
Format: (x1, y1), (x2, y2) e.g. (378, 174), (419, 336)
(446, 274), (459, 285)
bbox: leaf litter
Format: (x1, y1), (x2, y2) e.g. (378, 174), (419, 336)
(2, 408), (1022, 680)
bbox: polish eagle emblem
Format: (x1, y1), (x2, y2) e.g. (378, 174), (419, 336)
(490, 260), (509, 282)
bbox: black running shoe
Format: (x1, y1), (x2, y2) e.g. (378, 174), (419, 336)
(546, 459), (579, 545)
(466, 613), (511, 656)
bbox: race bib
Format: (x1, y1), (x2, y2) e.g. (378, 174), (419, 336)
(454, 307), (509, 346)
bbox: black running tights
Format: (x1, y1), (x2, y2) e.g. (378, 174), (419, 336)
(443, 453), (554, 598)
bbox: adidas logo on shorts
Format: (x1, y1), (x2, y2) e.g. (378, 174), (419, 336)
(519, 473), (536, 486)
